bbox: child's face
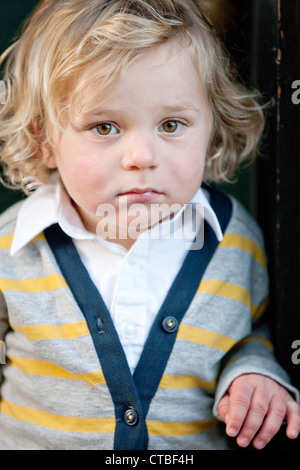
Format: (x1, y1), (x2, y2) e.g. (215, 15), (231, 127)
(47, 43), (212, 246)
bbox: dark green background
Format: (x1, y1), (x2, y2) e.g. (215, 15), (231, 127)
(0, 0), (39, 212)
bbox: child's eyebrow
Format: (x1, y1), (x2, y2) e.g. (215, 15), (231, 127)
(161, 104), (201, 114)
(81, 104), (200, 119)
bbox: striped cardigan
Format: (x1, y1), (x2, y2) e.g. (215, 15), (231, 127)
(0, 187), (296, 450)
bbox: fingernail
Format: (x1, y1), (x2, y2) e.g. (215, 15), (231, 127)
(289, 429), (299, 439)
(253, 439), (265, 449)
(238, 437), (249, 447)
(227, 427), (238, 437)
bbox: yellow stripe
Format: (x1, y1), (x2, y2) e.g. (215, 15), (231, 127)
(147, 417), (218, 436)
(11, 321), (90, 340)
(0, 400), (115, 434)
(0, 273), (68, 293)
(159, 373), (215, 392)
(0, 232), (46, 250)
(251, 297), (269, 320)
(178, 324), (237, 352)
(198, 279), (267, 320)
(0, 234), (14, 249)
(198, 280), (251, 308)
(238, 336), (274, 351)
(8, 359), (216, 392)
(31, 233), (47, 244)
(199, 280), (268, 320)
(220, 233), (267, 269)
(7, 356), (106, 387)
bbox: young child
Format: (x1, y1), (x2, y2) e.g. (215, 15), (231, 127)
(0, 0), (299, 450)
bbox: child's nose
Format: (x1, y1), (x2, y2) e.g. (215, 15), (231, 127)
(122, 133), (159, 170)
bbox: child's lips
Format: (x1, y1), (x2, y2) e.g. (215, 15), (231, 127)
(118, 188), (162, 203)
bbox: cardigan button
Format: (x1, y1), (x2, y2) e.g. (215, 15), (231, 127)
(162, 316), (178, 333)
(124, 408), (138, 426)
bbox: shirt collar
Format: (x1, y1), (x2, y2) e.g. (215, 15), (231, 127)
(10, 176), (223, 255)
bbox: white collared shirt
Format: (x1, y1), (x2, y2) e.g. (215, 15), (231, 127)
(11, 176), (223, 373)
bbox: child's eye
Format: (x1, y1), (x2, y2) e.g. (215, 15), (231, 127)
(95, 123), (118, 136)
(160, 120), (184, 134)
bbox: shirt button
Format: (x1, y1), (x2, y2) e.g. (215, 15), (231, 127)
(162, 316), (178, 333)
(124, 324), (136, 339)
(124, 408), (138, 426)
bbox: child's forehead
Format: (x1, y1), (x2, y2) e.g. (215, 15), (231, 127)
(71, 43), (207, 115)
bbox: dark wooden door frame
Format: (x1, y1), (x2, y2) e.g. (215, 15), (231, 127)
(251, 0), (300, 391)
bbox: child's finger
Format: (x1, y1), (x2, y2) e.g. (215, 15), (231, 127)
(217, 394), (230, 422)
(250, 393), (286, 449)
(223, 383), (254, 439)
(232, 387), (269, 447)
(285, 397), (300, 440)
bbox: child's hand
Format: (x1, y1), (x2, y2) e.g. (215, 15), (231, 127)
(217, 373), (300, 449)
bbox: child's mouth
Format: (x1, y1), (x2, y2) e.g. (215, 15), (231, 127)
(118, 188), (161, 203)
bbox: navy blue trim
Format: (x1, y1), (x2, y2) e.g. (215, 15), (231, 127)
(203, 182), (233, 233)
(44, 185), (232, 450)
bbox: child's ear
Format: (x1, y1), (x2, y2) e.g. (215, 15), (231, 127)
(31, 119), (57, 169)
(41, 144), (57, 169)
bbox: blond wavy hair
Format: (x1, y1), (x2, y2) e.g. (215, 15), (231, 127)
(0, 0), (264, 193)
